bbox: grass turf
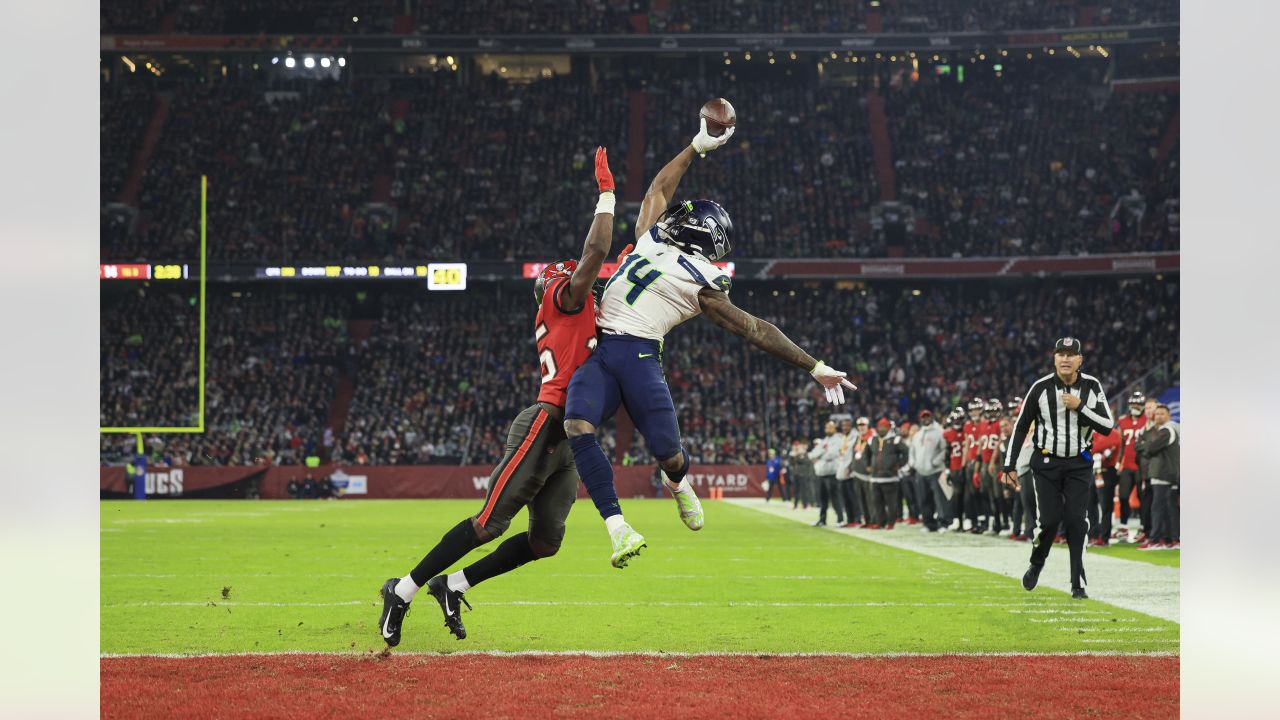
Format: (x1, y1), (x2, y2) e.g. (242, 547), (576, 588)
(1087, 542), (1181, 568)
(101, 499), (1178, 655)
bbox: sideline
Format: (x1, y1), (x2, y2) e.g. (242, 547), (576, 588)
(729, 498), (1179, 623)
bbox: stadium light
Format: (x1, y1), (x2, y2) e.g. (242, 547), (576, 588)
(271, 56), (279, 65)
(320, 57), (331, 68)
(446, 55), (454, 65)
(285, 57), (296, 68)
(338, 57), (346, 67)
(304, 57), (316, 68)
(352, 16), (359, 22)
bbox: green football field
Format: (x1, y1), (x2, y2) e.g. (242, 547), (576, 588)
(101, 499), (1178, 655)
(1089, 542), (1181, 568)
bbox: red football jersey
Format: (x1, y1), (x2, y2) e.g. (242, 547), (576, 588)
(1116, 414), (1148, 472)
(962, 420), (980, 463)
(534, 277), (598, 407)
(944, 428), (964, 471)
(981, 420), (1001, 463)
(1091, 428), (1122, 470)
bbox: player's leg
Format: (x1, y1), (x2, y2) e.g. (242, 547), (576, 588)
(380, 404), (549, 645)
(1117, 469), (1135, 527)
(446, 449), (578, 609)
(617, 343), (703, 532)
(1061, 462), (1092, 595)
(1024, 464), (1065, 590)
(1019, 470), (1036, 539)
(564, 349), (636, 541)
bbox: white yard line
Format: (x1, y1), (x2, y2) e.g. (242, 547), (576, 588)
(728, 499), (1180, 624)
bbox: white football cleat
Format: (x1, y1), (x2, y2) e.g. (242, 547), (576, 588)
(663, 474), (704, 531)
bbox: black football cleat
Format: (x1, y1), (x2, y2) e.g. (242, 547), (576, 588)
(1072, 587), (1089, 600)
(378, 578), (410, 647)
(1022, 564), (1042, 591)
(426, 575), (473, 640)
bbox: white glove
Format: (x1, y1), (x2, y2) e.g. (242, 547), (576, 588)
(691, 117), (736, 157)
(811, 360), (857, 405)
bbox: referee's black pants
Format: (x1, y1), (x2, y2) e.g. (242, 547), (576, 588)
(1029, 454), (1092, 589)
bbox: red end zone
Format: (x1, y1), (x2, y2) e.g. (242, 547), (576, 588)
(102, 653), (1178, 719)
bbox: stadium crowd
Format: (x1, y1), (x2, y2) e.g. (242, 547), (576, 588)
(886, 63), (1179, 257)
(100, 288), (201, 430)
(101, 288), (350, 467)
(102, 0), (1177, 35)
(100, 55), (1178, 263)
(105, 277), (1178, 475)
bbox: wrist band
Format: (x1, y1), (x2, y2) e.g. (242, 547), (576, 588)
(810, 359), (824, 374)
(595, 191), (616, 215)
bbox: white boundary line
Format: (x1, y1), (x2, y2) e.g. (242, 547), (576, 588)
(102, 599), (1128, 609)
(101, 649), (1179, 659)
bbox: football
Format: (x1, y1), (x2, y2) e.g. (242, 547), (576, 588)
(700, 97), (737, 137)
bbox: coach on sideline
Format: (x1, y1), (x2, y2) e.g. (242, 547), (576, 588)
(1002, 337), (1115, 600)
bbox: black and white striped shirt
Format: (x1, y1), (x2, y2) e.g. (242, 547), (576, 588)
(1003, 372), (1115, 469)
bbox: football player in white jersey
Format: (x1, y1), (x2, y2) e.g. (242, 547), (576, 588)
(563, 117), (859, 567)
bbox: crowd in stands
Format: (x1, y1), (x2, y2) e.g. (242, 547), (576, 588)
(100, 288), (201, 430)
(101, 288), (350, 466)
(102, 75), (392, 262)
(886, 62), (1179, 257)
(645, 65), (880, 258)
(102, 0), (1177, 34)
(100, 79), (154, 204)
(101, 55), (1178, 263)
(391, 72), (632, 263)
(105, 277), (1178, 470)
(337, 289), (508, 465)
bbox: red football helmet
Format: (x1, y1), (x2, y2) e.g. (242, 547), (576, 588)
(534, 259), (577, 305)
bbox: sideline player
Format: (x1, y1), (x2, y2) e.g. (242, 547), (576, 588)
(377, 148), (620, 645)
(563, 117), (858, 566)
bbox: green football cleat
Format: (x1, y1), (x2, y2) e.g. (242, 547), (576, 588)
(610, 524), (647, 569)
(663, 475), (705, 531)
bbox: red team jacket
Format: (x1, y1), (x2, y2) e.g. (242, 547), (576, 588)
(1116, 414), (1149, 472)
(534, 276), (599, 408)
(1091, 427), (1123, 471)
(943, 428), (964, 471)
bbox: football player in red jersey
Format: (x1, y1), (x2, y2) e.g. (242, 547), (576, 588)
(942, 410), (966, 530)
(377, 148), (621, 646)
(959, 399), (985, 532)
(981, 398), (1007, 534)
(1089, 416), (1124, 546)
(1115, 391), (1148, 540)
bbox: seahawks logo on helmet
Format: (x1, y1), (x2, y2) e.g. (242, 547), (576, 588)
(656, 199), (734, 261)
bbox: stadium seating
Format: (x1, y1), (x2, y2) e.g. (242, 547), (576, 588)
(100, 58), (1177, 261)
(103, 277), (1179, 467)
(101, 0), (1178, 35)
(885, 62), (1179, 257)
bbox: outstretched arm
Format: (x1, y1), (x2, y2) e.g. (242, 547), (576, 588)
(698, 286), (815, 369)
(634, 118), (736, 240)
(698, 287), (856, 404)
(562, 147), (616, 312)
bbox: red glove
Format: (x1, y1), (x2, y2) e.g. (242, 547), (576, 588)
(595, 146), (615, 193)
(972, 472), (980, 489)
(615, 242), (634, 264)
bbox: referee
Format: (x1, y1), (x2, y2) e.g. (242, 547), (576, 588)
(1001, 337), (1115, 599)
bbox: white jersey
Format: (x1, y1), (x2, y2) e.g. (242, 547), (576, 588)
(596, 227), (732, 341)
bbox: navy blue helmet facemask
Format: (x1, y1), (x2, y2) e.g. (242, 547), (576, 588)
(655, 199), (734, 261)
